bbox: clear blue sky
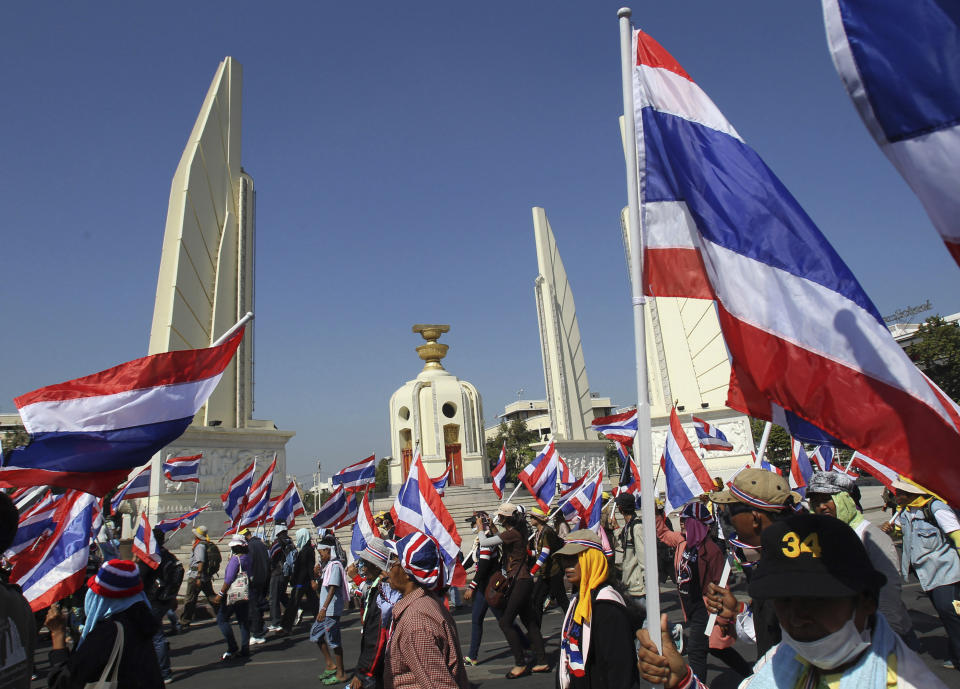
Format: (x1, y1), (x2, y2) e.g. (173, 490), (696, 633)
(2, 3), (956, 482)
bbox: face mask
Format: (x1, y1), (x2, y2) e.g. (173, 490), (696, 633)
(780, 611), (870, 670)
(471, 526), (478, 533)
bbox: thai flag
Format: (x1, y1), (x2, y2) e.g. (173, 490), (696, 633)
(222, 460), (256, 526)
(809, 446), (835, 473)
(615, 441), (642, 494)
(0, 330), (244, 496)
(332, 490), (360, 529)
(11, 486), (46, 512)
(519, 440), (560, 511)
(751, 451), (781, 476)
(11, 490), (97, 611)
(156, 504), (210, 534)
(491, 442), (506, 499)
(390, 450), (465, 586)
(789, 439), (814, 497)
(629, 27), (960, 507)
(661, 408), (714, 513)
(132, 512), (160, 570)
(4, 492), (60, 559)
(269, 481), (306, 526)
(560, 470), (604, 529)
(109, 464), (152, 512)
(350, 491), (381, 560)
(163, 454), (202, 483)
(239, 455), (277, 529)
(691, 417), (734, 451)
(332, 454), (376, 492)
(312, 485), (350, 528)
(590, 409), (637, 444)
(823, 0), (960, 266)
(849, 452), (898, 489)
(431, 465), (450, 497)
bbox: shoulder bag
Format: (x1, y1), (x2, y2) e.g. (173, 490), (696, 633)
(84, 622), (124, 689)
(226, 559), (249, 605)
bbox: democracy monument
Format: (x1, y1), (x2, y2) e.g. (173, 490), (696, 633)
(145, 56), (293, 526)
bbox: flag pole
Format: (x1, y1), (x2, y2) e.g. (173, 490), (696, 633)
(211, 311), (254, 346)
(755, 420), (773, 462)
(619, 6), (661, 650)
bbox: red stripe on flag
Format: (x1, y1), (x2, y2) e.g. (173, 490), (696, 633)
(636, 29), (693, 81)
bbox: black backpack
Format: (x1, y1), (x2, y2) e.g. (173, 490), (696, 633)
(157, 552), (185, 602)
(204, 542), (223, 578)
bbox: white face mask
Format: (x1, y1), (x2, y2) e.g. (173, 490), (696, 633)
(780, 611), (871, 670)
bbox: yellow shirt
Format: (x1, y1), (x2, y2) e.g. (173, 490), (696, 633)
(792, 653), (897, 689)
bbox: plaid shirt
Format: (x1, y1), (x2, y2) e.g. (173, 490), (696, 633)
(385, 588), (469, 689)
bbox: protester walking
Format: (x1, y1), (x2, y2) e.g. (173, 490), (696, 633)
(349, 537), (399, 689)
(477, 503), (549, 679)
(313, 535), (348, 685)
(213, 536), (252, 661)
(135, 527), (182, 683)
(527, 507), (569, 623)
(181, 525), (220, 626)
(556, 529), (641, 689)
(243, 528), (270, 644)
(385, 531), (469, 689)
(882, 477), (960, 670)
(806, 470), (918, 646)
(615, 492), (646, 613)
(281, 527), (318, 633)
(45, 559), (164, 688)
(267, 519), (294, 632)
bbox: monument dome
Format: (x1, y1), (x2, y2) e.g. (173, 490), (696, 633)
(388, 325), (486, 491)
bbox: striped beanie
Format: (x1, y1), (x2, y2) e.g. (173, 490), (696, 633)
(88, 559), (144, 599)
(680, 501), (714, 524)
(388, 531), (443, 591)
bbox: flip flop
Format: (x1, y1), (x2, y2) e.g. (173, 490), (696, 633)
(321, 676), (343, 686)
(317, 669), (337, 680)
(505, 668), (531, 679)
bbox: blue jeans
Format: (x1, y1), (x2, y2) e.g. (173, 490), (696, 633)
(927, 582), (960, 668)
(468, 588), (528, 660)
(217, 600), (251, 655)
(152, 629), (172, 679)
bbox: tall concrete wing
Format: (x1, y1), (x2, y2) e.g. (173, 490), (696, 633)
(149, 57), (254, 429)
(533, 208), (594, 441)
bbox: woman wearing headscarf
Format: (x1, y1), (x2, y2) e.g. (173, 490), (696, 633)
(656, 502), (752, 682)
(476, 503), (549, 678)
(557, 529), (640, 689)
(281, 527), (318, 634)
(213, 536), (252, 660)
(384, 531), (469, 689)
(45, 559), (164, 689)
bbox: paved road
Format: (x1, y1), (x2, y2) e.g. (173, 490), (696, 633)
(28, 575), (955, 688)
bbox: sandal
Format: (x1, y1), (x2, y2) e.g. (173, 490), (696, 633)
(506, 667), (531, 679)
(317, 669), (337, 680)
(321, 676), (344, 686)
(531, 665), (551, 673)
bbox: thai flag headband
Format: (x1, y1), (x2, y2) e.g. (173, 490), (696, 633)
(566, 538), (605, 554)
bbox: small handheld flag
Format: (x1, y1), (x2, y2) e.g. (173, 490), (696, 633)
(269, 481), (306, 526)
(132, 512), (161, 570)
(590, 409), (638, 444)
(491, 443), (506, 499)
(332, 455), (377, 492)
(110, 464), (152, 512)
(222, 461), (256, 526)
(692, 417), (734, 451)
(789, 439), (814, 497)
(661, 408), (714, 512)
(156, 504), (210, 534)
(518, 440), (560, 511)
(163, 454), (202, 483)
(312, 486), (350, 529)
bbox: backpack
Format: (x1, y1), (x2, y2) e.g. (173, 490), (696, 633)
(204, 542), (223, 578)
(282, 547), (297, 578)
(157, 553), (185, 602)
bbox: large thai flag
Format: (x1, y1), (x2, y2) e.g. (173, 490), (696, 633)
(849, 451), (898, 489)
(491, 442), (506, 499)
(390, 451), (465, 586)
(239, 455), (277, 529)
(809, 446), (835, 473)
(431, 465), (450, 497)
(519, 440), (559, 511)
(156, 504), (210, 534)
(332, 490), (360, 529)
(269, 481), (306, 526)
(0, 330), (244, 495)
(590, 410), (637, 444)
(109, 464), (151, 512)
(616, 441), (642, 494)
(332, 454), (376, 492)
(823, 0), (960, 266)
(222, 460), (256, 526)
(789, 439), (814, 497)
(132, 512), (160, 570)
(692, 417), (734, 451)
(661, 408), (714, 512)
(630, 27), (960, 506)
(4, 491), (60, 559)
(163, 454), (202, 483)
(11, 490), (97, 611)
(312, 485), (350, 528)
(350, 491), (381, 560)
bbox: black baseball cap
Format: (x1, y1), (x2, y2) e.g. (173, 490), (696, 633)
(749, 513), (885, 599)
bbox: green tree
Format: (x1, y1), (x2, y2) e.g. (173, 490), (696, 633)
(484, 418), (539, 483)
(604, 442), (621, 479)
(750, 418), (791, 472)
(375, 458), (390, 493)
(905, 315), (960, 403)
(1, 427), (29, 454)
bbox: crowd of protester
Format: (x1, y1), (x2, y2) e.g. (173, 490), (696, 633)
(2, 465), (959, 689)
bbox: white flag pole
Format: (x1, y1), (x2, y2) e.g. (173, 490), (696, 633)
(211, 311), (254, 346)
(756, 421), (773, 462)
(619, 6), (661, 650)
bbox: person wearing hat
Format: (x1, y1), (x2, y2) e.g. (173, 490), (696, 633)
(615, 492), (647, 611)
(636, 514), (949, 689)
(280, 527), (318, 633)
(267, 518), (295, 632)
(349, 537), (399, 689)
(45, 559), (164, 688)
(477, 503), (550, 678)
(881, 477), (960, 670)
(0, 490), (34, 688)
(212, 536), (252, 661)
(556, 529), (641, 689)
(313, 535), (348, 685)
(384, 531), (469, 689)
(181, 524), (219, 627)
(806, 471), (915, 644)
(655, 502), (751, 682)
(706, 468), (801, 659)
(528, 506), (569, 624)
